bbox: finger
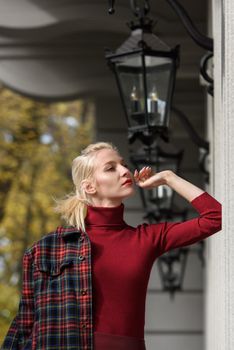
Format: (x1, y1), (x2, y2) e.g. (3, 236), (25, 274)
(137, 166), (152, 183)
(140, 166), (150, 178)
(134, 169), (139, 177)
(145, 167), (152, 177)
(139, 166), (148, 177)
(134, 169), (139, 181)
(139, 167), (146, 175)
(144, 166), (150, 174)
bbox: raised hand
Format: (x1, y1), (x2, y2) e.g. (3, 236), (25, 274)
(133, 167), (169, 189)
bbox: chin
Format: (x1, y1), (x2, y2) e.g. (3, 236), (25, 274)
(124, 187), (135, 198)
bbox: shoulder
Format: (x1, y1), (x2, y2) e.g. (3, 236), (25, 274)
(136, 222), (164, 232)
(24, 227), (61, 260)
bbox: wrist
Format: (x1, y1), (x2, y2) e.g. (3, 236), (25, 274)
(163, 170), (176, 186)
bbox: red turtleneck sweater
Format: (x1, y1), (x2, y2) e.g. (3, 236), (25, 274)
(84, 191), (222, 339)
(2, 192), (222, 350)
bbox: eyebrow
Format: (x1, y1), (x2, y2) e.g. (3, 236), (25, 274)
(103, 158), (125, 166)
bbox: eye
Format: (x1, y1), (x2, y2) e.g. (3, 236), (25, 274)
(106, 167), (114, 171)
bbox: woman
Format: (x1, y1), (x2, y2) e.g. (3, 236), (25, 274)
(1, 141), (222, 350)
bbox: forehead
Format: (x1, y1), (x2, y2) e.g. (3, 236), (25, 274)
(94, 148), (122, 166)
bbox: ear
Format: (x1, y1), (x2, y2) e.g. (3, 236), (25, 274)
(81, 179), (96, 195)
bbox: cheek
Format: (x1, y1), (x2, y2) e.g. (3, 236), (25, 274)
(95, 173), (117, 190)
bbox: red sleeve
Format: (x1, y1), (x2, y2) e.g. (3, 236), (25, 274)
(140, 191), (222, 258)
(1, 250), (35, 349)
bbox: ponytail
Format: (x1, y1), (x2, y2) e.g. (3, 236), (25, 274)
(54, 193), (88, 232)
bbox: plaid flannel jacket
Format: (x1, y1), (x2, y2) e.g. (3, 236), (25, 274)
(1, 227), (93, 350)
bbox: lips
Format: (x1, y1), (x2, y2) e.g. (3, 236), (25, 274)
(122, 179), (133, 186)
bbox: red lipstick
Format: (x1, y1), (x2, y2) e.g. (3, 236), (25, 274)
(122, 179), (133, 186)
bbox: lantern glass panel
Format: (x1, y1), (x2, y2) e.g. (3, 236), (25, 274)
(115, 55), (146, 127)
(144, 55), (175, 128)
(115, 54), (175, 129)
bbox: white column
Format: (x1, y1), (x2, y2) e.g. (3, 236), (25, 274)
(206, 1), (234, 349)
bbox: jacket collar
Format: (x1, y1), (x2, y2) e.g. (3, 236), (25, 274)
(57, 226), (82, 239)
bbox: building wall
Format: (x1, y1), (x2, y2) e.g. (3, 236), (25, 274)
(205, 1), (234, 349)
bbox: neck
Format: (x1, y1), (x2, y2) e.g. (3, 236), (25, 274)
(90, 198), (123, 208)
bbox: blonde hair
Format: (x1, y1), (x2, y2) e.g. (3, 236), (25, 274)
(54, 141), (119, 232)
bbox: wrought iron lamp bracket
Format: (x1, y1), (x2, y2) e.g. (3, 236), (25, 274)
(107, 0), (214, 95)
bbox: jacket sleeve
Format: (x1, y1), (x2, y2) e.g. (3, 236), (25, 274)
(140, 191), (222, 257)
(1, 249), (35, 350)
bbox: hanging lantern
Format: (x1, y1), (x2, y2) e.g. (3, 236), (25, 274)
(157, 247), (189, 298)
(106, 19), (179, 144)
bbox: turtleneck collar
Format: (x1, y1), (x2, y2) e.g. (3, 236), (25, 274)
(85, 203), (126, 227)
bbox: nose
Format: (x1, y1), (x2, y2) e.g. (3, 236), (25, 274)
(120, 164), (131, 177)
